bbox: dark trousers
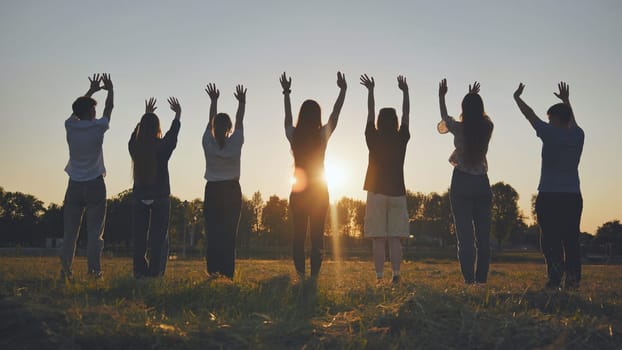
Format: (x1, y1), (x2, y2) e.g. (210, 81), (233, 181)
(449, 168), (492, 284)
(290, 184), (329, 276)
(204, 180), (242, 278)
(535, 192), (583, 288)
(132, 196), (170, 278)
(61, 176), (106, 276)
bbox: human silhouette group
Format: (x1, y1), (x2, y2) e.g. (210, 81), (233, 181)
(61, 72), (584, 291)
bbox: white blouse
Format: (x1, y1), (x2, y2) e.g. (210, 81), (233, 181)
(202, 127), (244, 182)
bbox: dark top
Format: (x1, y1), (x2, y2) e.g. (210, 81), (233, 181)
(363, 121), (410, 196)
(129, 119), (180, 199)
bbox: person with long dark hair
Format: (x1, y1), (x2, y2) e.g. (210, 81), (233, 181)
(129, 97), (181, 278)
(203, 83), (246, 279)
(280, 71), (346, 278)
(438, 79), (494, 285)
(513, 82), (584, 290)
(360, 74), (410, 284)
(61, 73), (113, 281)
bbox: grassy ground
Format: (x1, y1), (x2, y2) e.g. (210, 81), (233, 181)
(0, 256), (620, 349)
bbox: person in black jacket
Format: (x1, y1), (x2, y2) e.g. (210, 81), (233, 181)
(129, 97), (181, 278)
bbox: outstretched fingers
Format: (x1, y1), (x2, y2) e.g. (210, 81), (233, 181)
(145, 97), (157, 113)
(168, 97), (181, 113)
(439, 78), (448, 96)
(469, 81), (480, 94)
(359, 74), (374, 89)
(398, 75), (408, 91)
(337, 71), (347, 89)
(205, 83), (220, 100)
(280, 72), (292, 91)
(234, 84), (247, 103)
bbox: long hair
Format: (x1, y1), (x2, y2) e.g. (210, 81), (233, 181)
(377, 108), (399, 136)
(132, 113), (162, 185)
(460, 93), (493, 166)
(212, 113), (233, 149)
(292, 100), (323, 166)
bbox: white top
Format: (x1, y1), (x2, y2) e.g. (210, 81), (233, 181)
(64, 115), (109, 181)
(442, 116), (488, 175)
(202, 127), (244, 181)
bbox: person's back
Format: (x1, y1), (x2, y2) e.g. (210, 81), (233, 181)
(65, 117), (108, 181)
(536, 120), (584, 193)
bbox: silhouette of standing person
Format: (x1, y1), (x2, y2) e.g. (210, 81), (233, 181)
(203, 83), (246, 279)
(129, 97), (181, 278)
(360, 74), (410, 284)
(61, 73), (113, 280)
(280, 71), (347, 278)
(513, 82), (584, 290)
(438, 79), (494, 285)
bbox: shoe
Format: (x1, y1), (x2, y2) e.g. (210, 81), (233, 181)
(89, 271), (104, 280)
(544, 281), (561, 292)
(391, 275), (400, 284)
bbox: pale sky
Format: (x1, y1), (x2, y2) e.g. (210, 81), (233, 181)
(0, 0), (620, 233)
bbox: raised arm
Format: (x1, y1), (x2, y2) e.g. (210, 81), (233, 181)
(513, 83), (543, 129)
(205, 83), (219, 130)
(84, 74), (102, 97)
(168, 97), (181, 121)
(280, 72), (293, 129)
(554, 81), (577, 128)
(359, 74), (375, 124)
(327, 71), (347, 131)
(101, 73), (114, 120)
(438, 78), (450, 122)
(234, 84), (246, 130)
(398, 75), (409, 128)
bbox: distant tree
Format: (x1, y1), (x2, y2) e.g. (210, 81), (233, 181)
(406, 190), (426, 220)
(0, 190), (45, 246)
(249, 191), (264, 236)
(262, 195), (289, 246)
(238, 196), (255, 253)
(334, 197), (365, 238)
(104, 189), (133, 247)
(39, 203), (63, 240)
(491, 182), (522, 249)
(595, 220), (622, 254)
(422, 191), (454, 247)
(530, 193), (537, 223)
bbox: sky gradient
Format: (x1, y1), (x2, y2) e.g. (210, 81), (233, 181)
(0, 0), (621, 233)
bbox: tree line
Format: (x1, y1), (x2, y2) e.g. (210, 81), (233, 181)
(1, 185), (620, 255)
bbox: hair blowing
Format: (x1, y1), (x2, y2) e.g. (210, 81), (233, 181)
(132, 113), (162, 185)
(461, 93), (493, 167)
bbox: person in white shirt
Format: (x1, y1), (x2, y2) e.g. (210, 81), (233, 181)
(61, 73), (114, 280)
(438, 79), (494, 285)
(280, 71), (347, 279)
(202, 83), (246, 279)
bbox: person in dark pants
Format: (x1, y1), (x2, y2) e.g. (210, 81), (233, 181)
(129, 97), (181, 278)
(438, 79), (494, 285)
(202, 83), (246, 279)
(514, 82), (584, 290)
(279, 71), (347, 278)
(61, 73), (113, 281)
(359, 74), (410, 284)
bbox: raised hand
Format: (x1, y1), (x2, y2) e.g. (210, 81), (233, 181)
(234, 84), (247, 103)
(398, 75), (408, 91)
(168, 97), (181, 114)
(205, 83), (220, 100)
(514, 83), (525, 99)
(101, 73), (113, 91)
(468, 81), (480, 94)
(554, 81), (569, 102)
(439, 78), (448, 97)
(359, 74), (374, 90)
(88, 74), (102, 93)
(145, 97), (157, 113)
(337, 71), (347, 89)
(279, 72), (292, 92)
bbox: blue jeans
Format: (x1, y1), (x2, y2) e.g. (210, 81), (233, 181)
(132, 196), (170, 278)
(536, 192), (582, 288)
(450, 168), (492, 284)
(61, 176), (106, 276)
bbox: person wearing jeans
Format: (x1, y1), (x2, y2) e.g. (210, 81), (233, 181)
(438, 79), (494, 285)
(129, 97), (181, 278)
(360, 74), (411, 284)
(514, 82), (584, 290)
(202, 83), (246, 279)
(280, 71), (347, 278)
(61, 73), (114, 280)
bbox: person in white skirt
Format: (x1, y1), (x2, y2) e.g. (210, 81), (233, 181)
(360, 74), (410, 284)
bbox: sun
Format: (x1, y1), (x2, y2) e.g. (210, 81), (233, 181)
(324, 157), (346, 200)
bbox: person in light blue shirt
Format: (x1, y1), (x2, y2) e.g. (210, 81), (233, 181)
(61, 73), (114, 281)
(514, 82), (584, 290)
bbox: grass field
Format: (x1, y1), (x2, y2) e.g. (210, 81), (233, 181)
(1, 256), (620, 349)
